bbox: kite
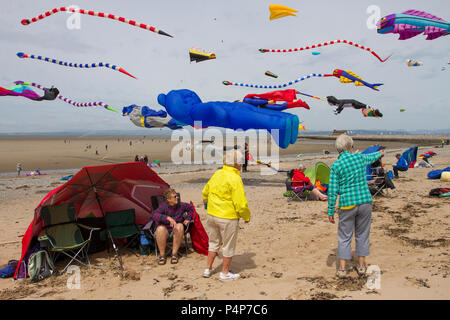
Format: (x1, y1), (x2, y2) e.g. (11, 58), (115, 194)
(265, 71), (278, 78)
(157, 89), (300, 149)
(259, 39), (392, 63)
(14, 81), (117, 112)
(248, 153), (289, 173)
(326, 96), (383, 118)
(21, 6), (173, 37)
(1, 82), (59, 101)
(122, 105), (183, 129)
(331, 69), (383, 91)
(377, 10), (449, 40)
(299, 124), (306, 131)
(223, 73), (333, 89)
(269, 4), (298, 21)
(400, 109), (406, 112)
(312, 52), (321, 55)
(189, 47), (216, 63)
(17, 52), (136, 79)
(243, 89), (310, 110)
(406, 59), (423, 67)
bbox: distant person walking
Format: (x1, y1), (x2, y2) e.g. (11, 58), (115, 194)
(16, 163), (22, 176)
(144, 154), (149, 164)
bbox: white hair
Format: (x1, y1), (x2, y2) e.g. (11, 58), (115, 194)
(223, 149), (244, 166)
(335, 134), (353, 153)
(298, 163), (306, 170)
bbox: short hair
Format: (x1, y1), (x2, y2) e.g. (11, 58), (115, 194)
(335, 134), (353, 153)
(223, 149), (244, 166)
(298, 163), (306, 170)
(396, 153), (401, 158)
(163, 188), (177, 200)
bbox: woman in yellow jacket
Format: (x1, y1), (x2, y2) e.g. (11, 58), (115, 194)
(202, 149), (251, 281)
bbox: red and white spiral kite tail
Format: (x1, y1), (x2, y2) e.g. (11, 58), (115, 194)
(21, 7), (173, 37)
(259, 39), (392, 62)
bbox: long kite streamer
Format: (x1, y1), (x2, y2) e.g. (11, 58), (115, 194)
(259, 39), (392, 62)
(17, 52), (137, 79)
(21, 6), (173, 37)
(223, 73), (333, 89)
(14, 81), (118, 112)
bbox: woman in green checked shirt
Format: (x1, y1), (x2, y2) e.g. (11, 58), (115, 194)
(327, 134), (384, 279)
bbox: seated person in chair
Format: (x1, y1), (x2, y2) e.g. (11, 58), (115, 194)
(368, 156), (395, 193)
(151, 188), (193, 265)
(392, 153), (408, 179)
(291, 164), (328, 201)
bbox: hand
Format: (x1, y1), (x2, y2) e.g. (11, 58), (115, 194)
(380, 149), (385, 157)
(328, 215), (335, 224)
(244, 220), (250, 224)
(167, 217), (176, 228)
(183, 220), (190, 226)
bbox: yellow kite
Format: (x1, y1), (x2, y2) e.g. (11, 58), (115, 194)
(269, 4), (298, 20)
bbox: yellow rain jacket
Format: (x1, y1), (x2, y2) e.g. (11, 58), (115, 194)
(202, 165), (251, 221)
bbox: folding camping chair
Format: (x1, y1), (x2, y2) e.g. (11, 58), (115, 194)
(367, 164), (395, 197)
(38, 202), (100, 273)
(145, 193), (193, 257)
(101, 209), (142, 252)
(284, 170), (313, 202)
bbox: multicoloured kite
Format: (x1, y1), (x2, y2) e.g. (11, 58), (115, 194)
(189, 47), (216, 63)
(406, 59), (423, 67)
(14, 81), (117, 112)
(400, 109), (406, 112)
(157, 89), (300, 149)
(326, 96), (383, 118)
(17, 52), (136, 79)
(265, 71), (278, 78)
(377, 10), (449, 40)
(122, 105), (183, 129)
(269, 4), (298, 21)
(0, 82), (58, 101)
(259, 39), (392, 63)
(243, 89), (310, 110)
(21, 6), (173, 37)
(223, 73), (333, 89)
(331, 69), (383, 91)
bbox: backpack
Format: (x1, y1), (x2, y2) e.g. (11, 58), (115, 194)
(27, 250), (56, 282)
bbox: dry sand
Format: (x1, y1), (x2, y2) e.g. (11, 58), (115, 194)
(0, 136), (449, 300)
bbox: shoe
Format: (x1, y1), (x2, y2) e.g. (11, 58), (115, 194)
(336, 269), (350, 279)
(219, 271), (240, 281)
(355, 265), (367, 277)
(203, 269), (212, 278)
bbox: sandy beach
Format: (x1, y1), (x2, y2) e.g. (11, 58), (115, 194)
(0, 136), (449, 300)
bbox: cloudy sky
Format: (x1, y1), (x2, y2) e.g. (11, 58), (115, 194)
(0, 0), (449, 133)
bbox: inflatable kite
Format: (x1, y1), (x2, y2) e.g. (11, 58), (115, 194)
(21, 6), (173, 37)
(377, 10), (449, 40)
(406, 59), (423, 67)
(331, 69), (383, 91)
(400, 109), (406, 112)
(312, 52), (321, 55)
(157, 89), (299, 149)
(17, 52), (136, 79)
(1, 82), (58, 101)
(189, 47), (216, 63)
(223, 73), (333, 89)
(269, 4), (298, 21)
(265, 71), (278, 78)
(122, 105), (183, 129)
(14, 81), (117, 112)
(259, 39), (392, 63)
(327, 96), (383, 118)
(299, 124), (306, 131)
(243, 89), (310, 110)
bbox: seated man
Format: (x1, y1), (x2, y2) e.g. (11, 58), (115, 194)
(291, 164), (328, 201)
(392, 153), (408, 178)
(368, 158), (395, 193)
(151, 188), (193, 265)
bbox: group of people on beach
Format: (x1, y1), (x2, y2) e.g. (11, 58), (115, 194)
(148, 133), (385, 280)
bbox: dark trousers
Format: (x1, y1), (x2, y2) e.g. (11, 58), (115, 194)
(393, 166), (407, 177)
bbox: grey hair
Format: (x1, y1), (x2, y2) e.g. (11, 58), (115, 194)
(335, 134), (354, 153)
(298, 163), (306, 170)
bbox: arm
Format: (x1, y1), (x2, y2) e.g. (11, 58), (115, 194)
(231, 178), (251, 222)
(361, 151), (382, 166)
(202, 181), (210, 204)
(327, 166), (339, 216)
(182, 202), (194, 223)
(152, 204), (170, 225)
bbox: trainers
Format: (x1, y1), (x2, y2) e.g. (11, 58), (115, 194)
(219, 271), (240, 281)
(355, 265), (367, 277)
(203, 269), (212, 278)
(336, 269), (350, 279)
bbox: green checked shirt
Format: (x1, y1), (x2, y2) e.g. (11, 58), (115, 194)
(327, 151), (382, 216)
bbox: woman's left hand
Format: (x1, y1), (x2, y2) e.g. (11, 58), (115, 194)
(328, 215), (335, 224)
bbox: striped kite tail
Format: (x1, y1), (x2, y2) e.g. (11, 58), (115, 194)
(16, 52), (137, 79)
(259, 39), (392, 63)
(222, 73), (329, 89)
(21, 6), (173, 37)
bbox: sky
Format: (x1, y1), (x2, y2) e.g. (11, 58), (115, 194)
(0, 0), (449, 133)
